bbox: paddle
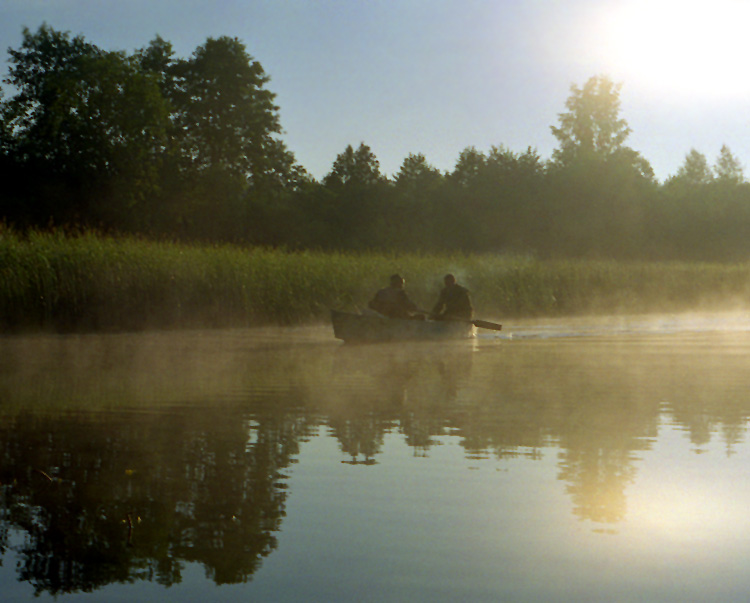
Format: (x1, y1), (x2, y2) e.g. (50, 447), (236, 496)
(416, 309), (502, 331)
(470, 318), (502, 331)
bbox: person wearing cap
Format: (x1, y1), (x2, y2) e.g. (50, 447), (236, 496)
(430, 274), (473, 321)
(368, 274), (423, 320)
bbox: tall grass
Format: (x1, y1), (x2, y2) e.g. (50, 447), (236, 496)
(3, 227), (750, 332)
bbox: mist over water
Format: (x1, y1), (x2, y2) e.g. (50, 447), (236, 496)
(2, 312), (750, 601)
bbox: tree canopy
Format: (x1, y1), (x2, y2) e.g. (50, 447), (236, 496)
(0, 25), (301, 237)
(550, 75), (631, 163)
(2, 27), (750, 261)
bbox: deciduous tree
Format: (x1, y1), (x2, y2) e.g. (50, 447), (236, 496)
(1, 25), (170, 228)
(323, 143), (385, 189)
(669, 149), (713, 186)
(714, 145), (744, 184)
(321, 143), (390, 248)
(550, 75), (631, 165)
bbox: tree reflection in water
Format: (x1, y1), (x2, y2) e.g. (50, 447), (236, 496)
(326, 343), (474, 462)
(2, 329), (750, 595)
(0, 405), (311, 595)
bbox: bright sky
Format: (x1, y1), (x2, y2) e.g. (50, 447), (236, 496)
(1, 0), (749, 183)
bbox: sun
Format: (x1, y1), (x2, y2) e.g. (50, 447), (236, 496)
(597, 0), (750, 100)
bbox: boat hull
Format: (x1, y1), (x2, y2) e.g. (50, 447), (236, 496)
(331, 310), (475, 343)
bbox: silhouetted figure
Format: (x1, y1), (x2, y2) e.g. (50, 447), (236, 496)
(368, 274), (423, 320)
(430, 274), (473, 321)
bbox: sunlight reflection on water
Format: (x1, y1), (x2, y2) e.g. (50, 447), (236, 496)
(2, 312), (750, 601)
(496, 311), (750, 340)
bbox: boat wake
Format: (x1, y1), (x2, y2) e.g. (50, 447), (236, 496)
(481, 312), (750, 341)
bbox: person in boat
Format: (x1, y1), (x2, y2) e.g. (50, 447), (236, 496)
(368, 274), (424, 320)
(430, 274), (473, 321)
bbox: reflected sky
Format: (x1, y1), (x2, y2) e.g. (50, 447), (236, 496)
(2, 315), (750, 601)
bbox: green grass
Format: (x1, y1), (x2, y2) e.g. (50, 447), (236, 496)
(3, 227), (750, 332)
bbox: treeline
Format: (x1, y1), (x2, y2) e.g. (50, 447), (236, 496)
(2, 25), (750, 261)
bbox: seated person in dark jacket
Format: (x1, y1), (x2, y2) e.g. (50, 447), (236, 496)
(430, 274), (473, 321)
(368, 274), (423, 319)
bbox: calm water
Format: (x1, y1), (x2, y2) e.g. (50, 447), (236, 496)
(3, 314), (750, 602)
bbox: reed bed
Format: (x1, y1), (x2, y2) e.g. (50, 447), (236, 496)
(3, 228), (750, 332)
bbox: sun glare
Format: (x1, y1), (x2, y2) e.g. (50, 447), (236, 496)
(598, 0), (750, 100)
(630, 486), (739, 536)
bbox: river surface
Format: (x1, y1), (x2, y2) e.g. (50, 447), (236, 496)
(2, 313), (750, 602)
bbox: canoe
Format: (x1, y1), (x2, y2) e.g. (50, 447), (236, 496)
(331, 309), (475, 343)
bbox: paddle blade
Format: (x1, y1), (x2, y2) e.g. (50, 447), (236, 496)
(472, 319), (502, 331)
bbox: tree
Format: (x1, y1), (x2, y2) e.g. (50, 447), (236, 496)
(1, 25), (170, 228)
(390, 153), (444, 250)
(714, 145), (744, 184)
(169, 37), (287, 180)
(543, 75), (656, 258)
(394, 153), (443, 191)
(140, 34), (303, 239)
(0, 26), (305, 240)
(443, 145), (549, 253)
(323, 143), (385, 188)
(136, 35), (179, 100)
(448, 146), (486, 188)
(550, 75), (631, 166)
(659, 149), (731, 260)
(3, 25), (100, 173)
(320, 143), (391, 249)
(483, 146), (547, 253)
(669, 149), (713, 186)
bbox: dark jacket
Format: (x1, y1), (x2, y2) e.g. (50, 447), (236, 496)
(431, 283), (472, 321)
(369, 286), (419, 319)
